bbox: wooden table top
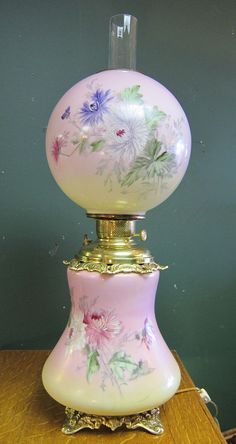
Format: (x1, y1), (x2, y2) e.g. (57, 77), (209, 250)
(0, 350), (226, 444)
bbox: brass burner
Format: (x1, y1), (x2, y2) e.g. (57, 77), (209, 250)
(64, 218), (168, 274)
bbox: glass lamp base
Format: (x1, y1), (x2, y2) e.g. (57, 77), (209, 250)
(62, 407), (164, 435)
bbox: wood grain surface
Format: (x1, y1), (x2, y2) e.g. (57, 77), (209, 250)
(0, 350), (226, 444)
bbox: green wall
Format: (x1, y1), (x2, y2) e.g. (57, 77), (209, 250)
(0, 0), (235, 431)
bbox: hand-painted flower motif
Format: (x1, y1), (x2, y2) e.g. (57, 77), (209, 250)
(65, 296), (154, 393)
(66, 311), (86, 354)
(105, 103), (149, 162)
(61, 106), (71, 120)
(52, 135), (67, 162)
(155, 116), (184, 155)
(51, 82), (180, 195)
(80, 89), (113, 126)
(83, 310), (122, 348)
(141, 318), (155, 350)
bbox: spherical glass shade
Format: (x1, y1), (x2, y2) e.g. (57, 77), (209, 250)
(46, 70), (191, 215)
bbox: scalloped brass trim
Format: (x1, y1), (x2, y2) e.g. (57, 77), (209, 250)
(62, 407), (164, 435)
(63, 259), (168, 274)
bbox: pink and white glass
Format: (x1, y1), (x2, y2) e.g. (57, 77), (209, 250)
(42, 13), (191, 423)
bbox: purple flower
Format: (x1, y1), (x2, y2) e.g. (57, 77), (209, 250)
(80, 89), (113, 126)
(61, 106), (71, 120)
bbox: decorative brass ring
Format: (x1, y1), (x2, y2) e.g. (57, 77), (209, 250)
(86, 213), (146, 220)
(63, 259), (168, 274)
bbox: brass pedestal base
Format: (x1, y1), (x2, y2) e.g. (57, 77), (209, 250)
(62, 407), (164, 435)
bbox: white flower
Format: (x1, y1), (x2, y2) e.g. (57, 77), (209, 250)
(141, 318), (155, 350)
(155, 116), (183, 154)
(66, 311), (86, 355)
(105, 103), (149, 163)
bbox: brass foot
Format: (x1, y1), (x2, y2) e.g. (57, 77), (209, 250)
(62, 407), (164, 435)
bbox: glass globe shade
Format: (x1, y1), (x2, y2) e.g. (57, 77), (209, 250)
(46, 69), (191, 216)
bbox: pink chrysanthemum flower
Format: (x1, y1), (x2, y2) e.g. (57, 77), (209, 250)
(83, 310), (122, 348)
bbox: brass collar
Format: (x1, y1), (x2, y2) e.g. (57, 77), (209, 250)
(64, 218), (167, 274)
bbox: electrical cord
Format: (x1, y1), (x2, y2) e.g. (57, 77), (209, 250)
(175, 387), (219, 426)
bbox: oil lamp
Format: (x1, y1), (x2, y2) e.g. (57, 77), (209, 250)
(42, 14), (191, 435)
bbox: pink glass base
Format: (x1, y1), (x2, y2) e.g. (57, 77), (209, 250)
(42, 269), (180, 416)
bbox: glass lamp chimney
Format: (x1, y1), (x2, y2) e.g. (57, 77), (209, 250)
(108, 14), (137, 70)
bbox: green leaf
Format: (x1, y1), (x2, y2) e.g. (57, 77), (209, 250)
(130, 360), (153, 380)
(87, 350), (100, 382)
(79, 139), (87, 153)
(121, 138), (176, 188)
(120, 85), (143, 104)
(71, 138), (86, 153)
(109, 351), (138, 380)
(90, 139), (104, 152)
(146, 139), (162, 159)
(121, 155), (150, 187)
(145, 106), (166, 133)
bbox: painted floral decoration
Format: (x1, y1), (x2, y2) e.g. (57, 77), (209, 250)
(79, 89), (113, 125)
(66, 296), (155, 392)
(52, 136), (67, 162)
(52, 81), (183, 195)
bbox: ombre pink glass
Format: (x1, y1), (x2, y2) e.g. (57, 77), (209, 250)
(42, 13), (191, 423)
(42, 269), (180, 415)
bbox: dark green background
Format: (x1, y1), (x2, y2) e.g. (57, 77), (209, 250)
(0, 0), (235, 432)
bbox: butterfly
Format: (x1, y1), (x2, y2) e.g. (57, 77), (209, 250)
(61, 106), (71, 120)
